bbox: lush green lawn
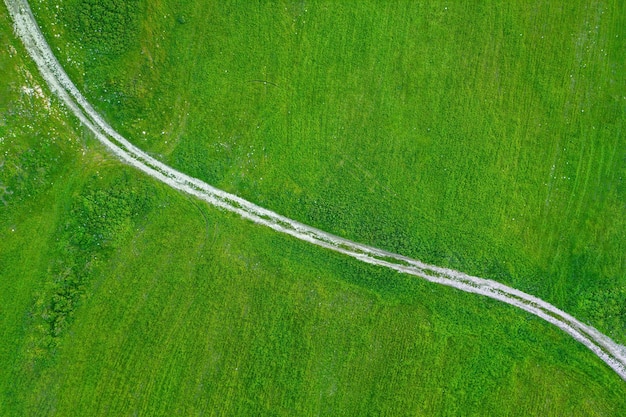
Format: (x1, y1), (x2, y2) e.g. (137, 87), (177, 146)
(2, 1), (626, 415)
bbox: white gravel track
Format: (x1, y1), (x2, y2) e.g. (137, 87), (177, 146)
(6, 0), (626, 381)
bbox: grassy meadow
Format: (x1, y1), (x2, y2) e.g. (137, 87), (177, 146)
(1, 0), (626, 415)
(29, 0), (626, 340)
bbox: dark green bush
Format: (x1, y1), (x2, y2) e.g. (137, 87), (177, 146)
(38, 172), (153, 350)
(70, 0), (142, 56)
(579, 286), (626, 341)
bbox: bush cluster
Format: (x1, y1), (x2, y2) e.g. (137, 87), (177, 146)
(40, 173), (152, 346)
(71, 0), (141, 56)
(580, 287), (626, 340)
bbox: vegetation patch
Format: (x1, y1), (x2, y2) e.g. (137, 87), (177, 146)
(580, 287), (626, 340)
(68, 0), (142, 57)
(26, 172), (153, 364)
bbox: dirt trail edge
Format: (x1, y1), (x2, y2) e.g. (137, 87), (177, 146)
(6, 0), (626, 381)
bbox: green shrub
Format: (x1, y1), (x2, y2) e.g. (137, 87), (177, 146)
(32, 172), (153, 355)
(580, 286), (626, 340)
(70, 0), (142, 56)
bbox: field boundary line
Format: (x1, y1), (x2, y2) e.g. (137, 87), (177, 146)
(6, 0), (626, 381)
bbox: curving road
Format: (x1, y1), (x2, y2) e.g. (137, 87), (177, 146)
(5, 0), (626, 381)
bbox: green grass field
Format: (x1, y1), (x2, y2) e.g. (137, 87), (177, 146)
(29, 0), (626, 337)
(2, 0), (626, 415)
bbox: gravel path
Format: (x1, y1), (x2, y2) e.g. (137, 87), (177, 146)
(6, 0), (626, 381)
